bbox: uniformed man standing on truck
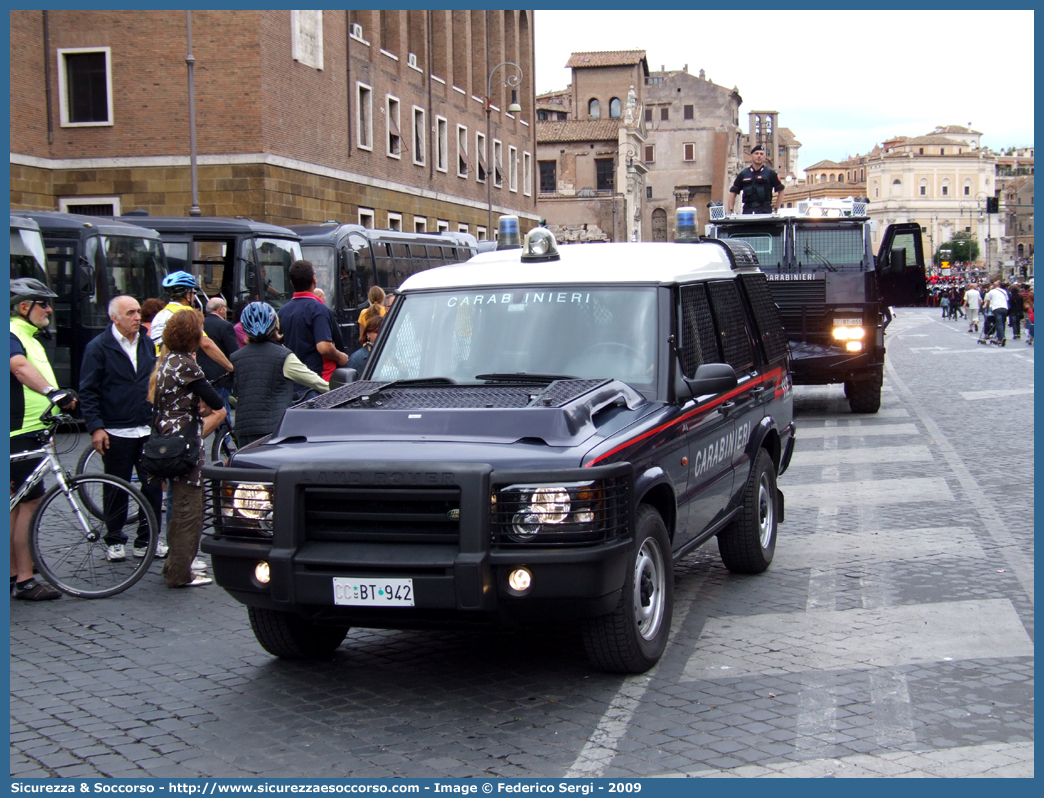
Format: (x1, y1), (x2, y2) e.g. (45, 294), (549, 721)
(726, 144), (785, 215)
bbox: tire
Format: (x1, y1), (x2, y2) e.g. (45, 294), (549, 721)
(718, 449), (778, 574)
(210, 430), (237, 464)
(248, 606), (349, 659)
(582, 505), (673, 674)
(30, 475), (158, 598)
(76, 446), (141, 524)
(847, 380), (881, 414)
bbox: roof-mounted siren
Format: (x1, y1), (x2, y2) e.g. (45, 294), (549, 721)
(497, 215), (521, 250)
(676, 206), (700, 242)
(707, 200), (726, 222)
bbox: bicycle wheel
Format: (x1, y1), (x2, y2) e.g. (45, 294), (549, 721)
(211, 429), (237, 464)
(76, 446), (141, 524)
(30, 475), (158, 598)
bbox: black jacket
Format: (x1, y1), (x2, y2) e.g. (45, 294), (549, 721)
(230, 341), (294, 443)
(198, 313), (239, 382)
(79, 326), (157, 434)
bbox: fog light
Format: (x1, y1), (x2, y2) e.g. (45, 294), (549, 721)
(507, 567), (532, 593)
(254, 561), (271, 584)
(845, 341), (863, 352)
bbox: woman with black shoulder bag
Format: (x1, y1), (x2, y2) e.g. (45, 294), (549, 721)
(144, 309), (226, 588)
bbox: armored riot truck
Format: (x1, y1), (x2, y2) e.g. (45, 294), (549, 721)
(705, 197), (927, 413)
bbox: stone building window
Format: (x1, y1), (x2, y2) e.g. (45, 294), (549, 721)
(359, 208), (375, 229)
(57, 47), (113, 127)
(660, 107), (669, 121)
(356, 83), (373, 150)
(595, 158), (614, 191)
(523, 152), (532, 197)
(457, 124), (470, 178)
(59, 197), (120, 216)
(684, 104), (694, 120)
(609, 97), (621, 118)
(683, 143), (695, 162)
(476, 132), (487, 183)
(539, 161), (556, 194)
(644, 145), (654, 163)
(412, 106), (425, 166)
(493, 140), (503, 187)
(435, 116), (448, 172)
(387, 213), (402, 232)
(386, 96), (402, 158)
(588, 98), (600, 119)
(291, 11), (323, 70)
(509, 146), (518, 192)
(644, 108), (652, 124)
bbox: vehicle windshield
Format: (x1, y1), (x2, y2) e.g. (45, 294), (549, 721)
(241, 237), (304, 309)
(301, 244), (337, 309)
(717, 225), (785, 271)
(794, 223), (867, 271)
(370, 287), (658, 393)
(10, 228), (48, 284)
(76, 235), (165, 328)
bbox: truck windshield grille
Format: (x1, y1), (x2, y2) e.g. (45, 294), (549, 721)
(303, 487), (461, 544)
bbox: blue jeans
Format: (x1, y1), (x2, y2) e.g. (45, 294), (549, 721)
(993, 308), (1008, 341)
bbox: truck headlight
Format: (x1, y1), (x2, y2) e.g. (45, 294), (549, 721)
(492, 478), (627, 547)
(216, 481), (274, 537)
(832, 326), (865, 340)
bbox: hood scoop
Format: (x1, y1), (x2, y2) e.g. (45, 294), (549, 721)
(275, 379), (647, 447)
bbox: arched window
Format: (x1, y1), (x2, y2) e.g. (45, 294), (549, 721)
(609, 97), (621, 118)
(588, 98), (600, 119)
(941, 179), (950, 197)
(829, 174), (835, 182)
(890, 178), (901, 197)
(838, 174), (844, 183)
(919, 178), (929, 197)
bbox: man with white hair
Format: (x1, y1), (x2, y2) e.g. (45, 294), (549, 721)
(197, 296), (239, 416)
(79, 295), (165, 561)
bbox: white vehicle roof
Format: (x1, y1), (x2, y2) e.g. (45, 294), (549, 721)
(400, 241), (740, 292)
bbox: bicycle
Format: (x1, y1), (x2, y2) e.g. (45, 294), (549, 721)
(11, 401), (159, 598)
(76, 444), (141, 523)
(210, 414), (237, 464)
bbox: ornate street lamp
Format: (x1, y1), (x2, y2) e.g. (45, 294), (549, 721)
(484, 62), (523, 238)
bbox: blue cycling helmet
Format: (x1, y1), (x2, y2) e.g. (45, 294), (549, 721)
(161, 270), (198, 294)
(240, 301), (278, 339)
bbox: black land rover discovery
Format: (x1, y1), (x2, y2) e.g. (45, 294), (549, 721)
(202, 228), (795, 673)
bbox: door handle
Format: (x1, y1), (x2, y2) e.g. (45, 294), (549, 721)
(718, 400), (736, 415)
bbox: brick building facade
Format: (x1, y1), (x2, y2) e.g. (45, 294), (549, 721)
(10, 10), (538, 237)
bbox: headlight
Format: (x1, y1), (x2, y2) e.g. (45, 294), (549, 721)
(832, 326), (865, 340)
(492, 477), (629, 547)
(217, 481), (274, 537)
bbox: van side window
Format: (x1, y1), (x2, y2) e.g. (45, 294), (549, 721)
(679, 283), (721, 377)
(739, 273), (789, 363)
(707, 281), (755, 372)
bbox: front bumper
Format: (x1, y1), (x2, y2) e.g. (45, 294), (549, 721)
(201, 461), (634, 629)
(787, 340), (884, 385)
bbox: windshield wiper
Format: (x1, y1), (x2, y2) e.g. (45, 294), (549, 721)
(475, 372), (578, 385)
(802, 243), (838, 272)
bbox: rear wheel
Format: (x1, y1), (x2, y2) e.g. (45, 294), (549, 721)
(76, 446), (141, 524)
(210, 429), (237, 464)
(718, 449), (777, 574)
(582, 505), (673, 673)
(248, 606), (349, 659)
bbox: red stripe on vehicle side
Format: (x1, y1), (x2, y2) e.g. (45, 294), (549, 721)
(585, 367), (783, 467)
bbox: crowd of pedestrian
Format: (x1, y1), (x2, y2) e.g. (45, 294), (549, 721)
(9, 259), (383, 598)
(933, 278), (1034, 346)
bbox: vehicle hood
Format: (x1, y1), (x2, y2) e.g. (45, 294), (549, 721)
(229, 379), (656, 472)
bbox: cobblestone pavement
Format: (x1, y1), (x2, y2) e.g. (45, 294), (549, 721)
(10, 308), (1033, 778)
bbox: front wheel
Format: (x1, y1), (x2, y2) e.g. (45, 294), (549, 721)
(248, 606), (349, 659)
(718, 449), (777, 574)
(30, 475), (158, 598)
(847, 380), (882, 413)
(582, 505), (673, 673)
(75, 446), (140, 524)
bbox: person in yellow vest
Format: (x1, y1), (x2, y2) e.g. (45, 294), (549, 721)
(149, 271), (234, 374)
(9, 279), (78, 600)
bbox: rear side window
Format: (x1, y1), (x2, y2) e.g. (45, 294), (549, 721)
(740, 272), (789, 363)
(679, 283), (721, 377)
(706, 281), (754, 372)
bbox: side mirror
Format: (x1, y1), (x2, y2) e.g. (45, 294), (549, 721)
(888, 247), (907, 274)
(329, 367), (358, 389)
(675, 362), (737, 402)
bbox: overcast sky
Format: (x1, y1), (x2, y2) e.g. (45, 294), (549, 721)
(532, 9), (1034, 175)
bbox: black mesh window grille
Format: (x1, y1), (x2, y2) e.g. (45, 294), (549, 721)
(707, 281), (754, 371)
(740, 273), (789, 363)
(679, 284), (721, 376)
(794, 225), (866, 271)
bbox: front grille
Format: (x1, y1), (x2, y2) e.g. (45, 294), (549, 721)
(310, 379), (611, 411)
(303, 487), (461, 544)
(490, 474), (631, 548)
(766, 279), (827, 307)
